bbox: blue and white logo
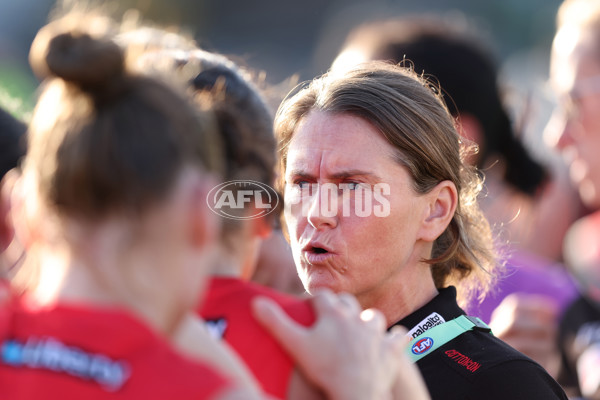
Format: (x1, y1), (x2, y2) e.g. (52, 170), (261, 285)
(1, 337), (130, 391)
(411, 337), (434, 355)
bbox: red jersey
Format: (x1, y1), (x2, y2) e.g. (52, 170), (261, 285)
(199, 277), (315, 399)
(0, 298), (232, 399)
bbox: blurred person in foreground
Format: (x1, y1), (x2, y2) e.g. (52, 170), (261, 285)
(183, 49), (304, 298)
(118, 21), (305, 298)
(330, 15), (579, 377)
(1, 11), (238, 399)
(0, 10), (429, 400)
(545, 0), (600, 397)
(274, 60), (567, 399)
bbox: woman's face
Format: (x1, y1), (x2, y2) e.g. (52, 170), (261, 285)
(283, 111), (433, 309)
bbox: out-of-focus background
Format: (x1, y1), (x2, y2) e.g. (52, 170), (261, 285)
(0, 0), (562, 160)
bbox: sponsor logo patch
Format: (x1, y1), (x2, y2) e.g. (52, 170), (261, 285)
(411, 337), (434, 355)
(1, 337), (130, 390)
(408, 312), (446, 339)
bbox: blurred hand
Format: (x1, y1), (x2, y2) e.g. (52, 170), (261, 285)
(577, 343), (600, 400)
(489, 293), (560, 377)
(389, 325), (432, 400)
(252, 289), (430, 400)
(172, 313), (262, 395)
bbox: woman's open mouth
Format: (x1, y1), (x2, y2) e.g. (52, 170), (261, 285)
(302, 244), (335, 264)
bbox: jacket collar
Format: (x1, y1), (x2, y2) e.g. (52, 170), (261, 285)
(392, 286), (466, 338)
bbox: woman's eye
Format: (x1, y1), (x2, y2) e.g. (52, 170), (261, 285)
(340, 182), (359, 190)
(293, 181), (316, 195)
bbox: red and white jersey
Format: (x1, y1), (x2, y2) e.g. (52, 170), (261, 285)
(0, 297), (232, 399)
(199, 277), (315, 399)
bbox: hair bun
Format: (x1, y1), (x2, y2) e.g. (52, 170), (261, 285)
(30, 15), (125, 90)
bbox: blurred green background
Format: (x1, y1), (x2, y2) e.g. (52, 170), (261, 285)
(0, 0), (563, 154)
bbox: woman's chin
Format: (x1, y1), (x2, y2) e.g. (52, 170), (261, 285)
(304, 276), (342, 295)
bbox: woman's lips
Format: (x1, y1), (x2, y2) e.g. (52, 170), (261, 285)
(303, 249), (335, 265)
(301, 240), (336, 265)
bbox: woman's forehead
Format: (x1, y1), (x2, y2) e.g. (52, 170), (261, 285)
(285, 112), (402, 179)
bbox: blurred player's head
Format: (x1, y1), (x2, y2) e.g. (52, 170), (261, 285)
(11, 11), (221, 332)
(546, 0), (600, 208)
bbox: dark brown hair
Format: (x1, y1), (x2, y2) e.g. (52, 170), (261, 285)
(132, 47), (279, 246)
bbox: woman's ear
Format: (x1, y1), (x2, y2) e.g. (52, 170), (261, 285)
(417, 180), (458, 242)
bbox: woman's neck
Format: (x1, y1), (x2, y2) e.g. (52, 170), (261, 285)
(357, 260), (439, 328)
(210, 245), (244, 278)
(29, 242), (181, 337)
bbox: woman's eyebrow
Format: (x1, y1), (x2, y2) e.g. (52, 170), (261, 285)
(285, 169), (314, 180)
(330, 170), (382, 182)
(286, 169), (382, 182)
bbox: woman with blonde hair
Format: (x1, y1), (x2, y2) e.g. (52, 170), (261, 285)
(275, 61), (567, 399)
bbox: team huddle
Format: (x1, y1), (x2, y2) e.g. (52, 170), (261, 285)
(1, 0), (600, 399)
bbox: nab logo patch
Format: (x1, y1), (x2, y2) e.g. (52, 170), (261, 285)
(411, 337), (434, 355)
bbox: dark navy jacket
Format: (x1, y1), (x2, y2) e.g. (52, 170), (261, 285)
(390, 287), (568, 400)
